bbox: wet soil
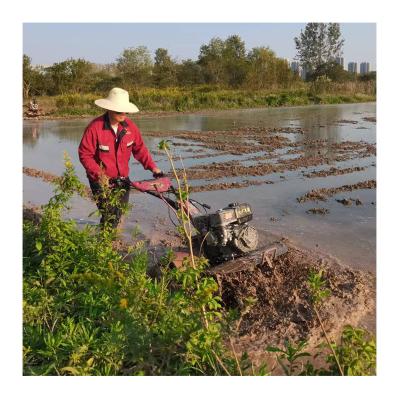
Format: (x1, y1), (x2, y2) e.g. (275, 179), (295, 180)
(336, 198), (363, 206)
(180, 148), (372, 184)
(190, 179), (270, 193)
(297, 180), (376, 203)
(303, 166), (366, 178)
(214, 243), (375, 368)
(306, 207), (330, 215)
(335, 119), (359, 124)
(143, 128), (375, 190)
(23, 167), (60, 184)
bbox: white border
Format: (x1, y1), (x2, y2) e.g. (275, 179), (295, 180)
(2, 1), (398, 399)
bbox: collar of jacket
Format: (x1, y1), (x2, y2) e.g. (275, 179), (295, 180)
(102, 112), (128, 131)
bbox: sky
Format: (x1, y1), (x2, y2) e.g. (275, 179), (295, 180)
(23, 23), (376, 70)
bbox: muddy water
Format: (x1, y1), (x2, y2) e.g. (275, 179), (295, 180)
(23, 103), (376, 271)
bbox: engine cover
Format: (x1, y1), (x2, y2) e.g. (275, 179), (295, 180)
(233, 225), (259, 253)
(192, 202), (258, 263)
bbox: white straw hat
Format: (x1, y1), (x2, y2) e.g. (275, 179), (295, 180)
(94, 87), (139, 113)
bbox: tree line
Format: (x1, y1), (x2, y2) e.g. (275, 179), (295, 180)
(23, 25), (375, 99)
(23, 35), (299, 98)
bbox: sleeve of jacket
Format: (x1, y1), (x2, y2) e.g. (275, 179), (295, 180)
(131, 126), (157, 171)
(78, 124), (102, 181)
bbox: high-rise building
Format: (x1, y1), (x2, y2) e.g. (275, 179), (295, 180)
(335, 57), (344, 68)
(348, 62), (358, 74)
(290, 61), (300, 76)
(360, 62), (370, 75)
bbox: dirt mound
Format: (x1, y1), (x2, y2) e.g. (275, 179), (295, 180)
(214, 244), (375, 361)
(303, 166), (366, 178)
(297, 179), (376, 203)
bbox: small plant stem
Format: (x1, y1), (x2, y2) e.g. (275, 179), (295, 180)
(251, 361), (256, 376)
(179, 155), (196, 268)
(163, 146), (210, 334)
(211, 350), (231, 376)
(164, 147), (195, 269)
(314, 307), (344, 376)
(229, 337), (242, 376)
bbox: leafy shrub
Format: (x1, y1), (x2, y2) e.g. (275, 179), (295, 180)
(23, 155), (236, 375)
(328, 326), (376, 376)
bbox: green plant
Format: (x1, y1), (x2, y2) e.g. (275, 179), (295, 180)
(23, 153), (239, 375)
(307, 269), (344, 375)
(327, 325), (376, 376)
(267, 340), (311, 376)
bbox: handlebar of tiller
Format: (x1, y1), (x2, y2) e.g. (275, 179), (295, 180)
(130, 177), (211, 214)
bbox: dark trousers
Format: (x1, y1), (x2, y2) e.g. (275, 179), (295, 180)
(89, 179), (130, 229)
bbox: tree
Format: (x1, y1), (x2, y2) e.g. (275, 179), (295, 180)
(176, 59), (204, 86)
(198, 37), (226, 85)
(312, 60), (354, 82)
(153, 48), (177, 88)
(116, 46), (153, 87)
(45, 58), (95, 95)
(294, 23), (344, 80)
(222, 35), (248, 87)
(246, 47), (294, 89)
(23, 54), (45, 98)
(198, 35), (249, 87)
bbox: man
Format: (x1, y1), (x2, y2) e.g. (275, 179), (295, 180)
(78, 87), (163, 228)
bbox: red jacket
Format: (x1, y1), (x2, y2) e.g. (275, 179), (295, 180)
(78, 113), (157, 182)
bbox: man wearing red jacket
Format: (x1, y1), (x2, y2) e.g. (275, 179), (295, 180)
(79, 87), (162, 228)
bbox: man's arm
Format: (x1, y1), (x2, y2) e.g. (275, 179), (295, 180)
(78, 126), (102, 181)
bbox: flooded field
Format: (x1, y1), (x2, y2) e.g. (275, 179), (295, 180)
(23, 102), (376, 271)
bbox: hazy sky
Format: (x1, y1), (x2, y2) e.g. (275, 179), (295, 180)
(23, 23), (376, 69)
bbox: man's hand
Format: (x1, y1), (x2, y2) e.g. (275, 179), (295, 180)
(152, 168), (165, 178)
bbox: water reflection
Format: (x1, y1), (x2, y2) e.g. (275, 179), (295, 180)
(23, 121), (41, 148)
(22, 103), (376, 146)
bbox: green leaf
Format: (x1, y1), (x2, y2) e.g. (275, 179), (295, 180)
(35, 241), (42, 252)
(292, 352), (311, 360)
(61, 366), (80, 375)
(266, 346), (283, 353)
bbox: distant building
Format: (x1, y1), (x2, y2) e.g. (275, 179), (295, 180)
(290, 61), (300, 76)
(348, 62), (358, 74)
(360, 62), (370, 75)
(300, 67), (308, 80)
(335, 57), (344, 68)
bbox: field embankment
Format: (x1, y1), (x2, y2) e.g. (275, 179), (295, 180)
(24, 82), (376, 118)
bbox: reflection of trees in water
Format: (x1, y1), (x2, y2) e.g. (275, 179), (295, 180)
(23, 119), (91, 148)
(23, 122), (41, 149)
(300, 106), (343, 161)
(49, 119), (91, 144)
